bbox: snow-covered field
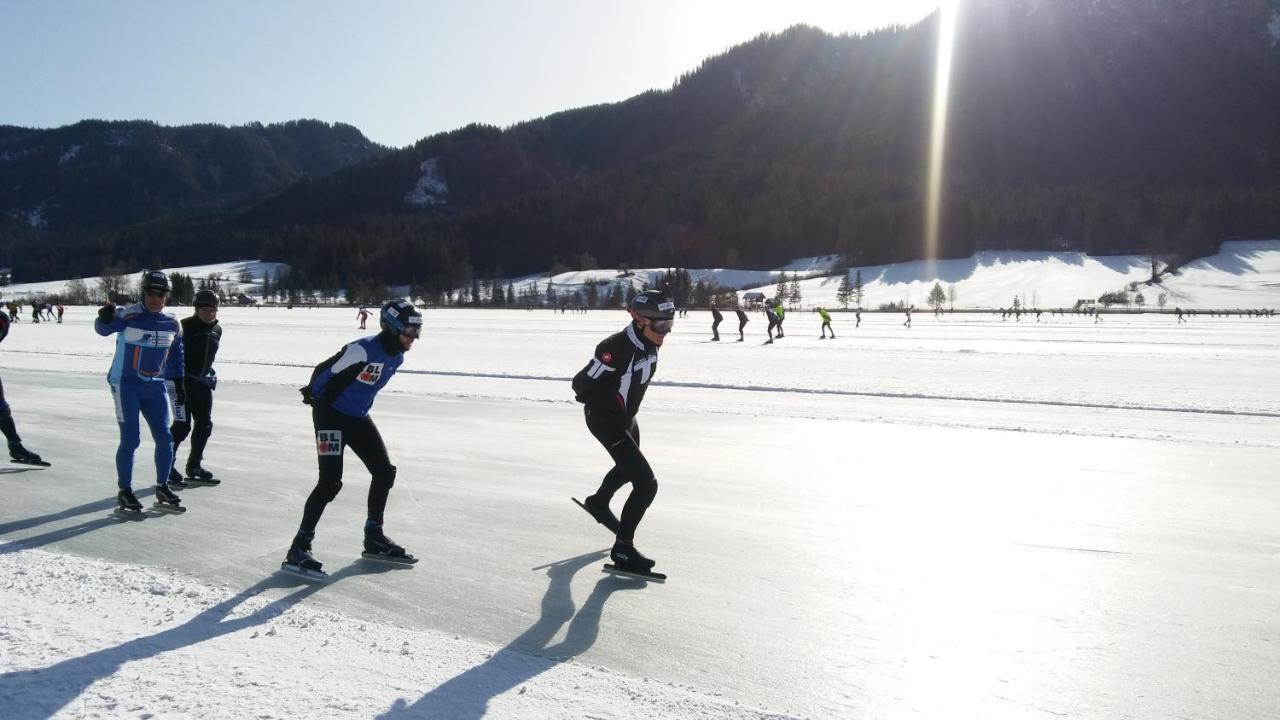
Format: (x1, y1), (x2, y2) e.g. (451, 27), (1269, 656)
(5, 240), (1278, 312)
(1, 304), (1278, 719)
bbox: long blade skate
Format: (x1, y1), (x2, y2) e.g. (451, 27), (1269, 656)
(151, 502), (187, 514)
(112, 507), (147, 520)
(572, 497), (620, 534)
(602, 564), (666, 582)
(279, 562), (329, 581)
(360, 550), (419, 565)
(10, 458), (51, 467)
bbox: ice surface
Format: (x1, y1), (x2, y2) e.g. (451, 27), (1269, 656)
(0, 307), (1277, 718)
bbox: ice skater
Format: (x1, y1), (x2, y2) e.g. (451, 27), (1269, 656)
(904, 307), (913, 328)
(357, 306), (369, 329)
(735, 306), (749, 341)
(95, 271), (186, 514)
(571, 289), (674, 580)
(283, 299), (424, 579)
(710, 302), (723, 341)
(0, 309), (48, 466)
(818, 306), (835, 339)
(764, 299), (781, 344)
(168, 290), (223, 487)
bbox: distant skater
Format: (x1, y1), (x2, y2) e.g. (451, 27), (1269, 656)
(774, 303), (786, 338)
(855, 309), (861, 328)
(357, 306), (369, 329)
(904, 307), (912, 328)
(710, 302), (723, 341)
(764, 299), (780, 344)
(735, 306), (749, 341)
(818, 307), (835, 338)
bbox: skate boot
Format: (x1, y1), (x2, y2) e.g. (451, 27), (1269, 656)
(185, 463), (220, 486)
(117, 489), (143, 514)
(605, 541), (665, 581)
(9, 442), (49, 467)
(362, 529), (418, 565)
(153, 484), (186, 513)
(281, 538), (327, 580)
(573, 495), (620, 534)
(167, 467), (188, 489)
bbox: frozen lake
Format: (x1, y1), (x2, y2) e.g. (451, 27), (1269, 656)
(1, 307), (1277, 718)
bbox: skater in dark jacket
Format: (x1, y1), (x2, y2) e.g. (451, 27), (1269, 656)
(283, 299), (423, 578)
(764, 299), (780, 344)
(735, 306), (749, 341)
(710, 303), (723, 341)
(571, 289), (674, 579)
(0, 311), (47, 466)
(168, 290), (223, 486)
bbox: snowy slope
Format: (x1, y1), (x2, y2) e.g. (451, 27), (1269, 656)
(0, 260), (289, 300)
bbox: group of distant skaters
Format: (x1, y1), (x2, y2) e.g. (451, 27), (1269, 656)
(5, 300), (64, 324)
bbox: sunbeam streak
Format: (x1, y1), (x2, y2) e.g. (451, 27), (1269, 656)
(925, 1), (961, 277)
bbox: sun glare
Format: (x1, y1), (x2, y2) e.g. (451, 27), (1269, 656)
(925, 1), (960, 276)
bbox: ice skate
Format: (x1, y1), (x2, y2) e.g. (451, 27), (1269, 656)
(9, 442), (50, 467)
(604, 542), (665, 581)
(572, 495), (620, 534)
(185, 463), (220, 486)
(115, 489), (144, 516)
(167, 467), (188, 489)
(280, 544), (328, 580)
(362, 530), (418, 565)
(153, 484), (186, 513)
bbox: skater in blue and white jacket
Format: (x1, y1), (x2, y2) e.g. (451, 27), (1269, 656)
(94, 270), (185, 513)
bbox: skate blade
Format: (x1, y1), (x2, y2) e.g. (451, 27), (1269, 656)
(10, 459), (51, 467)
(184, 477), (221, 486)
(112, 508), (146, 520)
(360, 551), (419, 565)
(151, 502), (187, 514)
(572, 497), (620, 534)
(279, 563), (329, 581)
(602, 564), (666, 582)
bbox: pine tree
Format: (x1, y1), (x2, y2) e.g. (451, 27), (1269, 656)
(836, 272), (852, 309)
(788, 275), (802, 307)
(853, 270), (864, 309)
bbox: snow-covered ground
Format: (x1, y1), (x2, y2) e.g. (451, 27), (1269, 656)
(3, 241), (1278, 312)
(1, 304), (1277, 719)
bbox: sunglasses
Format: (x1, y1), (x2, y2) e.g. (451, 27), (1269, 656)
(144, 290), (168, 299)
(402, 320), (423, 338)
(649, 318), (674, 335)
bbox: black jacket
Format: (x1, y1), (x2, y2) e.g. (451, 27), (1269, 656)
(572, 323), (659, 419)
(181, 315), (222, 380)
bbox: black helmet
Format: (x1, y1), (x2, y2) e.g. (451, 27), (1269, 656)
(140, 270), (170, 294)
(380, 299), (423, 338)
(194, 289), (219, 309)
(629, 290), (675, 320)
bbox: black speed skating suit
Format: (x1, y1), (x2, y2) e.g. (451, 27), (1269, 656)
(572, 322), (660, 542)
(171, 314), (222, 472)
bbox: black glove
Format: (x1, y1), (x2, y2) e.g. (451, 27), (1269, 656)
(97, 303), (116, 324)
(299, 385), (314, 406)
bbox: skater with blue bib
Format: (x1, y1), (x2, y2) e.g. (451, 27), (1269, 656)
(282, 299), (423, 579)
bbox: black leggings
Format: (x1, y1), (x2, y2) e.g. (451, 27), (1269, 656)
(0, 377), (19, 445)
(586, 410), (657, 543)
(171, 380), (214, 467)
(299, 406), (397, 535)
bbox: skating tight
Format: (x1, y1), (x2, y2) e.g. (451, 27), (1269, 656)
(170, 380), (214, 469)
(586, 410), (657, 543)
(110, 380), (173, 490)
(300, 406), (397, 535)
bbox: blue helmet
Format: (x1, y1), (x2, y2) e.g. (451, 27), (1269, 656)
(380, 299), (423, 338)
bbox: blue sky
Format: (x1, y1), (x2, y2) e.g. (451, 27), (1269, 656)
(1, 1), (939, 147)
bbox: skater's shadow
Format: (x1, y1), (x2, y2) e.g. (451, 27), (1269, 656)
(377, 549), (646, 720)
(0, 562), (386, 719)
(0, 492), (162, 555)
(0, 467), (41, 475)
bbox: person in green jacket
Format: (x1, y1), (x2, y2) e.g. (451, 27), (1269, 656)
(818, 307), (835, 339)
(774, 303), (786, 338)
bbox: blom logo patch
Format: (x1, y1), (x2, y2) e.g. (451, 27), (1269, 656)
(357, 362), (384, 384)
(317, 430), (343, 456)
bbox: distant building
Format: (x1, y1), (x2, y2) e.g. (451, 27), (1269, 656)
(742, 291), (767, 308)
(236, 293), (257, 306)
